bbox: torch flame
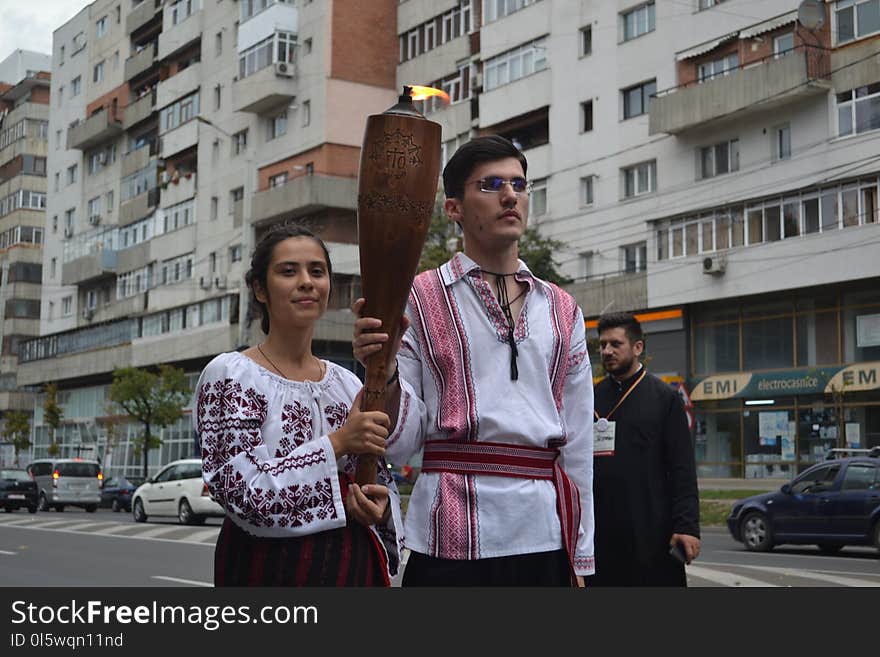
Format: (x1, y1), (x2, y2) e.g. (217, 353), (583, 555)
(409, 85), (450, 104)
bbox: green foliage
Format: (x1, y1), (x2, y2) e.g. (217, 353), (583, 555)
(2, 411), (31, 465)
(109, 365), (191, 479)
(43, 383), (63, 456)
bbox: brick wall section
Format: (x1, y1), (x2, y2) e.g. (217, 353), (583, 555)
(330, 0), (398, 89)
(86, 83), (129, 121)
(257, 143), (361, 191)
(30, 86), (51, 104)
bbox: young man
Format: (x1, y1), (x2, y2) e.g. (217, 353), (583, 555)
(353, 135), (594, 586)
(588, 312), (700, 587)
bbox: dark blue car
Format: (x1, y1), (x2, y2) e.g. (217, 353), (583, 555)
(100, 476), (138, 512)
(727, 453), (880, 554)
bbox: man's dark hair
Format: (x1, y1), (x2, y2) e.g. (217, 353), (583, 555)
(442, 135), (528, 200)
(597, 311), (644, 345)
(245, 224), (332, 335)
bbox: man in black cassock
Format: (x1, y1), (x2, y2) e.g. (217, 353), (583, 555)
(587, 312), (700, 587)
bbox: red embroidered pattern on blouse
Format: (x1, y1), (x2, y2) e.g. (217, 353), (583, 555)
(324, 402), (349, 429)
(282, 400), (312, 448)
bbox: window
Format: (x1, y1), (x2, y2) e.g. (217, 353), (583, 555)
(159, 92), (200, 133)
(210, 196), (218, 221)
(232, 129), (248, 156)
(214, 84), (221, 111)
(66, 164), (78, 185)
(837, 82), (880, 136)
(486, 0), (540, 23)
(622, 2), (655, 42)
(302, 100), (311, 127)
(55, 129), (61, 149)
(269, 172), (288, 188)
(699, 139), (739, 179)
(106, 190), (114, 213)
(71, 76), (81, 96)
(231, 186), (244, 203)
(530, 178), (547, 217)
(52, 215), (58, 233)
(580, 176), (596, 206)
(215, 31), (223, 56)
(60, 46), (65, 64)
(87, 196), (102, 221)
(86, 290), (98, 310)
(62, 296), (73, 317)
(170, 0), (201, 25)
(792, 464), (840, 494)
(623, 160), (656, 198)
(230, 245), (243, 263)
(841, 464), (878, 490)
(581, 100), (594, 132)
(162, 198), (195, 233)
(622, 79), (656, 119)
(58, 86), (64, 105)
(698, 53), (738, 82)
(51, 257), (57, 279)
(65, 208), (75, 232)
(773, 32), (794, 57)
(622, 242), (648, 273)
(304, 38), (312, 54)
(93, 60), (105, 83)
(484, 38), (548, 91)
(580, 25), (592, 57)
(774, 124), (791, 161)
(238, 31), (294, 78)
(269, 111), (287, 139)
(699, 0), (726, 8)
(96, 15), (108, 38)
(835, 0), (880, 45)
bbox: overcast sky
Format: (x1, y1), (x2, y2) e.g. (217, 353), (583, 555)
(0, 0), (92, 61)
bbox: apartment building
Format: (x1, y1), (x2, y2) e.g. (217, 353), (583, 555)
(399, 0), (880, 477)
(0, 50), (51, 465)
(19, 0), (399, 477)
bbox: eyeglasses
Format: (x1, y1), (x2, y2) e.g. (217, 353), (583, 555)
(470, 176), (532, 194)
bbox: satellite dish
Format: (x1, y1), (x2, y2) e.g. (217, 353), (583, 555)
(797, 0), (826, 31)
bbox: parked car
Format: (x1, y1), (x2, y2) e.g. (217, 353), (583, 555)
(27, 458), (102, 512)
(0, 469), (38, 513)
(131, 459), (224, 525)
(100, 476), (138, 512)
(727, 452), (880, 554)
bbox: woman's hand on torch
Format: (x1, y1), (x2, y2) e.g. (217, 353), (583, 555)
(345, 482), (391, 527)
(328, 389), (389, 459)
(351, 298), (410, 370)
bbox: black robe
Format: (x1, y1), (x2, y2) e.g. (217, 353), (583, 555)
(587, 368), (700, 587)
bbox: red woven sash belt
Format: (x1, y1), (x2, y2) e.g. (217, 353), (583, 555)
(421, 441), (582, 580)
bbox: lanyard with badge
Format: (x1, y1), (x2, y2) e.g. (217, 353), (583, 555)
(593, 369), (647, 457)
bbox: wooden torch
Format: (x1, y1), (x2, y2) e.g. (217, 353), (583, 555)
(355, 85), (443, 484)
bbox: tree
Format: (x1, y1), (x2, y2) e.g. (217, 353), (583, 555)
(2, 411), (31, 466)
(418, 195), (571, 284)
(108, 365), (191, 481)
(43, 383), (63, 457)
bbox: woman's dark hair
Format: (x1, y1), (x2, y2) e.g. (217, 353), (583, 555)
(442, 135), (528, 200)
(245, 224), (332, 335)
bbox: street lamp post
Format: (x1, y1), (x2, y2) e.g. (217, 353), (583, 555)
(196, 116), (256, 349)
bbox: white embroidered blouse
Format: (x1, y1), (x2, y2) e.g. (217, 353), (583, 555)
(194, 351), (412, 572)
(385, 253), (596, 575)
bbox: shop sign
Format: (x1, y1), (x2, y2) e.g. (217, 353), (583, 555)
(691, 362), (880, 400)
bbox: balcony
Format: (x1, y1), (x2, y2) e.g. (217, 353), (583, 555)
(156, 63), (201, 110)
(159, 171), (196, 207)
(88, 293), (147, 325)
(567, 271), (648, 316)
(233, 64), (297, 114)
(126, 0), (161, 36)
(67, 109), (124, 151)
(124, 44), (158, 82)
(650, 46), (832, 135)
(61, 248), (118, 287)
(121, 143), (157, 178)
(479, 69), (551, 129)
(159, 119), (198, 159)
(123, 90), (157, 131)
(119, 188), (159, 226)
(158, 9), (203, 60)
(252, 174), (357, 225)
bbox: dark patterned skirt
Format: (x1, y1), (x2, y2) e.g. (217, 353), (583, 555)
(214, 479), (389, 587)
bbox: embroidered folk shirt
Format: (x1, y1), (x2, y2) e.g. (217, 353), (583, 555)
(194, 352), (411, 573)
(386, 253), (596, 575)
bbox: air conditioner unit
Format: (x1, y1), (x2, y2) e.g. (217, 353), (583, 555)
(702, 255), (726, 276)
(274, 61), (294, 77)
(88, 214), (101, 226)
(215, 275), (227, 289)
(64, 227), (74, 238)
(199, 276), (212, 290)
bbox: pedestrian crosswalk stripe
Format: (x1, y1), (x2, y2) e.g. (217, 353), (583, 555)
(135, 526), (187, 539)
(179, 528), (220, 544)
(686, 565), (779, 587)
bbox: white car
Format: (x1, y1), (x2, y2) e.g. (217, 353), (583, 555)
(131, 459), (225, 525)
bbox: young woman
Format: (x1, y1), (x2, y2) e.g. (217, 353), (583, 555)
(194, 225), (408, 586)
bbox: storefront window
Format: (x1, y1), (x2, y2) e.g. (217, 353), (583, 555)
(743, 406), (796, 479)
(842, 289), (880, 363)
(742, 316), (794, 370)
(694, 322), (739, 374)
(694, 409), (742, 477)
(796, 309), (839, 366)
(797, 399), (840, 466)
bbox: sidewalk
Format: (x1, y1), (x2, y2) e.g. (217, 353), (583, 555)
(698, 478), (787, 491)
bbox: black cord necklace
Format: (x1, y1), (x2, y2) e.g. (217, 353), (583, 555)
(482, 271), (525, 380)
